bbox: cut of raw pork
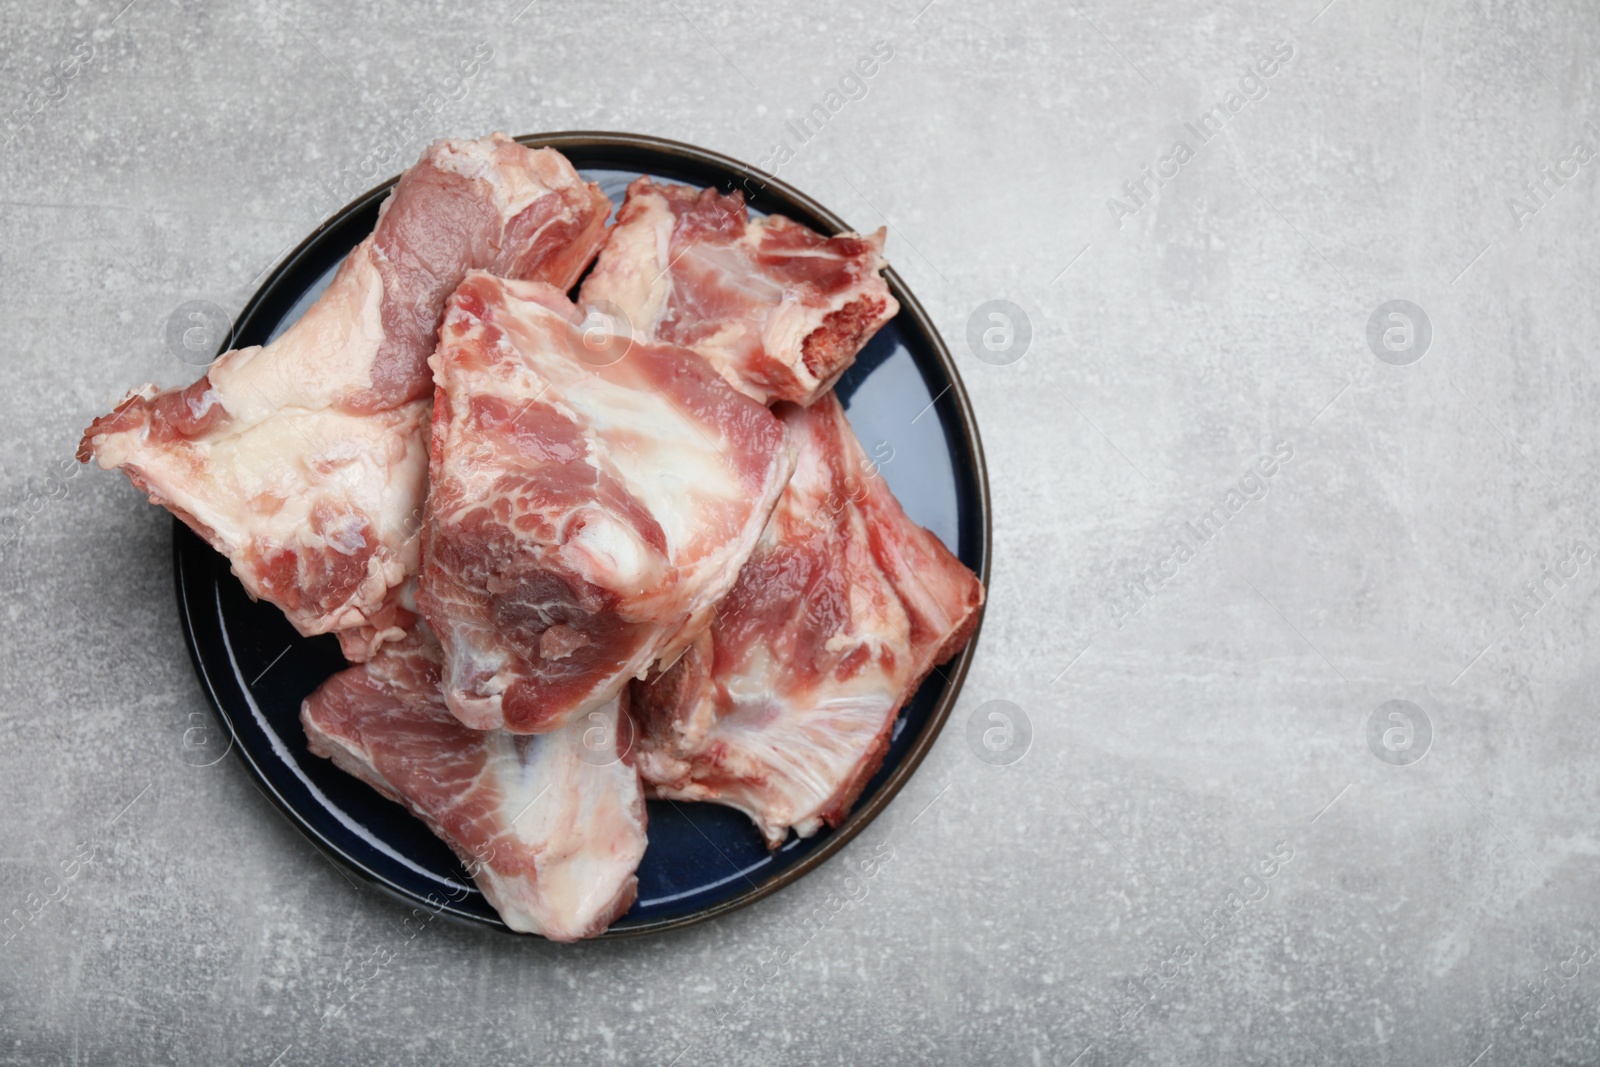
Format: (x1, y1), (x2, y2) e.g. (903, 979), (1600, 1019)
(418, 272), (794, 735)
(577, 177), (899, 407)
(300, 627), (647, 942)
(78, 134), (611, 660)
(631, 394), (983, 847)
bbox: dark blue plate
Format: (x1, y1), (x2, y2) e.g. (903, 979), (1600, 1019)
(174, 132), (990, 938)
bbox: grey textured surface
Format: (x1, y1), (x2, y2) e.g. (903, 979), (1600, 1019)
(2, 0), (1598, 1063)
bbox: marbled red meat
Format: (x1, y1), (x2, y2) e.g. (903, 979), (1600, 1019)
(300, 627), (646, 942)
(418, 273), (794, 734)
(79, 135), (611, 659)
(631, 394), (983, 846)
(578, 177), (898, 406)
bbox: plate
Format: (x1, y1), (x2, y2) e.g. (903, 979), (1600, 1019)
(173, 132), (990, 937)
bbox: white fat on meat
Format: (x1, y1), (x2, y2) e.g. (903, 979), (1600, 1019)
(300, 628), (647, 942)
(631, 394), (984, 847)
(417, 273), (794, 734)
(79, 134), (611, 660)
(578, 177), (899, 407)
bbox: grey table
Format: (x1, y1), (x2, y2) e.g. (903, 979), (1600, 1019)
(3, 0), (1597, 1063)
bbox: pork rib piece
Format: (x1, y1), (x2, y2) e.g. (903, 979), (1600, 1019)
(301, 628), (647, 941)
(79, 134), (611, 660)
(577, 177), (899, 407)
(418, 273), (794, 734)
(631, 394), (983, 847)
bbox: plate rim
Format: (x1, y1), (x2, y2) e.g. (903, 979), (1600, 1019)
(173, 129), (992, 940)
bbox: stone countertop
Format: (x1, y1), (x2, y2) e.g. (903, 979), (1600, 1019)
(2, 1), (1598, 1063)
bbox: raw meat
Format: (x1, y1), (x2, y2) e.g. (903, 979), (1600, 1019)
(418, 273), (795, 734)
(631, 394), (983, 847)
(577, 177), (899, 406)
(300, 627), (647, 942)
(78, 134), (611, 659)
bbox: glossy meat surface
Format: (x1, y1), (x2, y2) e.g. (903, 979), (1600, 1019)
(79, 135), (610, 658)
(631, 394), (983, 846)
(300, 628), (647, 941)
(578, 177), (898, 406)
(418, 273), (794, 734)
